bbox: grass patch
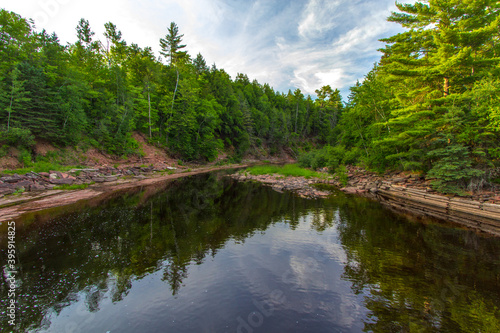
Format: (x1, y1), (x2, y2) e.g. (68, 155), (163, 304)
(53, 183), (90, 190)
(245, 164), (322, 178)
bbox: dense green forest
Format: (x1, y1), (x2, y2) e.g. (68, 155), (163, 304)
(300, 0), (500, 193)
(1, 0), (499, 193)
(0, 9), (342, 162)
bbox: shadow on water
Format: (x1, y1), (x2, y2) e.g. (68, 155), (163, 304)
(0, 170), (499, 332)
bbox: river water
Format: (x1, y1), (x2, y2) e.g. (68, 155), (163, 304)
(1, 170), (500, 332)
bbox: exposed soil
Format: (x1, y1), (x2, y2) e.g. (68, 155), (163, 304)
(0, 132), (178, 171)
(32, 139), (58, 156)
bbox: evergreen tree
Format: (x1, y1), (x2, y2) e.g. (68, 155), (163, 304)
(159, 22), (188, 66)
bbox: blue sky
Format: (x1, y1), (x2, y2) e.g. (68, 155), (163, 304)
(1, 0), (412, 98)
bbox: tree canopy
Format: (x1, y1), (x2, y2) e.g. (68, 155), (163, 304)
(300, 0), (500, 194)
(0, 10), (339, 162)
(1, 1), (499, 193)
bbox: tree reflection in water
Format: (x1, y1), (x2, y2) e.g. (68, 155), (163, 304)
(0, 171), (499, 332)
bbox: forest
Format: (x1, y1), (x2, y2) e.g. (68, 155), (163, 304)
(0, 0), (499, 194)
(0, 9), (342, 163)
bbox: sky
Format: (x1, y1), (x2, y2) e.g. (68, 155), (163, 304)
(0, 0), (412, 98)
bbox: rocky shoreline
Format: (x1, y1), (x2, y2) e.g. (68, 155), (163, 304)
(336, 166), (500, 236)
(0, 166), (167, 197)
(230, 173), (332, 198)
(2, 164), (500, 236)
(0, 164), (245, 222)
(231, 166), (500, 236)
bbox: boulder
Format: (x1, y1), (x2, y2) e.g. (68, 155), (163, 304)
(92, 176), (118, 183)
(341, 187), (358, 194)
(30, 183), (47, 191)
(50, 178), (74, 185)
(1, 175), (23, 183)
(15, 180), (34, 190)
(0, 188), (16, 195)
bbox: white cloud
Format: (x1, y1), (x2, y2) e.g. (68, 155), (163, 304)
(298, 0), (342, 39)
(0, 0), (413, 98)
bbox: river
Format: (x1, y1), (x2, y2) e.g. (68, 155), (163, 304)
(1, 170), (500, 332)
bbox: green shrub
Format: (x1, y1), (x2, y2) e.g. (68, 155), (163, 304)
(334, 165), (349, 186)
(312, 147), (333, 170)
(10, 127), (35, 148)
(0, 145), (8, 158)
(298, 151), (315, 168)
(18, 148), (33, 167)
(342, 147), (362, 165)
(0, 127), (35, 148)
(298, 145), (352, 172)
(427, 144), (485, 194)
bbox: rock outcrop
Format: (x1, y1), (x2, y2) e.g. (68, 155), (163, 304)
(232, 166), (500, 236)
(230, 173), (331, 199)
(335, 166), (500, 236)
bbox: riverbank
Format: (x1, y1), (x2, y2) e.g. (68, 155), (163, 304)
(230, 173), (332, 198)
(336, 166), (500, 237)
(231, 165), (500, 236)
(0, 164), (248, 222)
(2, 162), (500, 236)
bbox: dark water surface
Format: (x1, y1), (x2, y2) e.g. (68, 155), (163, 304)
(1, 171), (500, 332)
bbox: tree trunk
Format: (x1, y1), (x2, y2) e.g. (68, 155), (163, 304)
(7, 92), (13, 133)
(443, 77), (450, 96)
(295, 102), (298, 133)
(148, 84), (152, 139)
(166, 69), (180, 144)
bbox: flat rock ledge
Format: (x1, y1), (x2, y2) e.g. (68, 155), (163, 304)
(232, 166), (500, 236)
(335, 166), (500, 237)
(230, 173), (332, 199)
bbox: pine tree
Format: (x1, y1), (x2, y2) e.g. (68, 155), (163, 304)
(376, 0), (500, 172)
(159, 22), (188, 66)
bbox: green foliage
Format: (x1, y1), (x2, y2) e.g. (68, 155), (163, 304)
(1, 6), (499, 191)
(316, 1), (500, 192)
(0, 145), (8, 158)
(18, 148), (32, 167)
(334, 165), (348, 186)
(427, 145), (485, 194)
(0, 9), (347, 163)
(299, 146), (355, 172)
(0, 127), (35, 148)
(12, 187), (25, 195)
